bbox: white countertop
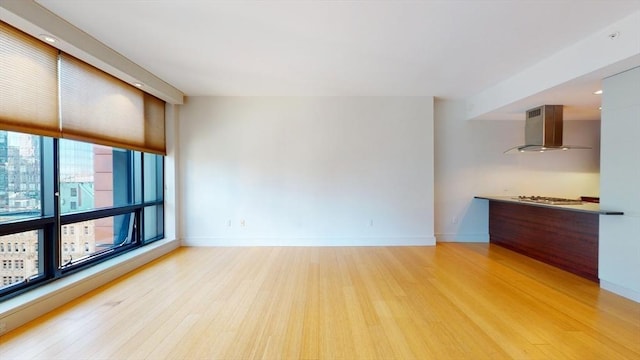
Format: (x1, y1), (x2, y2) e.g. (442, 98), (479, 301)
(475, 196), (623, 215)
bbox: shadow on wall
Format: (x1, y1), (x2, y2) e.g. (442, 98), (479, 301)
(439, 198), (489, 243)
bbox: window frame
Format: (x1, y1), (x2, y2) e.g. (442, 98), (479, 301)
(0, 134), (164, 300)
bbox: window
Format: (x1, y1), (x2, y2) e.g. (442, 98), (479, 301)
(62, 213), (136, 267)
(0, 20), (165, 299)
(1, 132), (164, 298)
(0, 132), (42, 221)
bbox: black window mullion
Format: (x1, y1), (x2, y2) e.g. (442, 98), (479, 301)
(51, 138), (62, 277)
(60, 204), (144, 225)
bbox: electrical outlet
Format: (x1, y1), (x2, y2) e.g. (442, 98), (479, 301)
(227, 220), (232, 227)
(240, 219), (245, 227)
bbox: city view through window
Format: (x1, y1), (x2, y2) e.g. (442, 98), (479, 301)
(1, 130), (162, 292)
(0, 131), (42, 287)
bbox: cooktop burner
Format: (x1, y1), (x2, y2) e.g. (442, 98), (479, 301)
(515, 196), (583, 205)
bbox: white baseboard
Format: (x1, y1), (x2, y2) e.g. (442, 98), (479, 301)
(0, 238), (180, 335)
(182, 236), (436, 247)
(435, 233), (489, 243)
(600, 280), (640, 303)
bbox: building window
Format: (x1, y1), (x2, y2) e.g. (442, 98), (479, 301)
(0, 134), (164, 301)
(1, 131), (164, 299)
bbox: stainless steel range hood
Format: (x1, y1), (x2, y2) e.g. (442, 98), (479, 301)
(504, 105), (591, 153)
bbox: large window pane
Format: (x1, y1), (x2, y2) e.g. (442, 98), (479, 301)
(143, 153), (163, 202)
(0, 229), (43, 289)
(143, 205), (163, 243)
(0, 130), (41, 222)
(59, 139), (136, 214)
(60, 212), (136, 267)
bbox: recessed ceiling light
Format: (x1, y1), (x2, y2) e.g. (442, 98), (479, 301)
(599, 106), (602, 111)
(40, 34), (57, 43)
(593, 90), (603, 95)
(133, 82), (143, 88)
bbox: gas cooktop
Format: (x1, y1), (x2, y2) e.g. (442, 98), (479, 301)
(515, 196), (583, 205)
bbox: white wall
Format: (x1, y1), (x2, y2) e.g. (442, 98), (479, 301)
(178, 97), (434, 246)
(434, 99), (601, 242)
(599, 66), (640, 302)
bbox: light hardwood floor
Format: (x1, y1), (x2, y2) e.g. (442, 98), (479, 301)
(1, 243), (639, 359)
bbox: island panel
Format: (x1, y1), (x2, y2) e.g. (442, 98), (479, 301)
(489, 200), (599, 282)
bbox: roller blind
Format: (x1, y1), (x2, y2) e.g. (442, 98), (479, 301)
(143, 93), (166, 155)
(1, 22), (166, 155)
(59, 53), (166, 154)
(0, 21), (59, 137)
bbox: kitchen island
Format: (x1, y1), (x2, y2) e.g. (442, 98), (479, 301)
(476, 196), (623, 282)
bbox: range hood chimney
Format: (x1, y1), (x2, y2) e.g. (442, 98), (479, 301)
(504, 105), (591, 153)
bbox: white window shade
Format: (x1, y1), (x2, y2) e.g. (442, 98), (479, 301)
(60, 53), (146, 151)
(2, 21), (166, 155)
(0, 21), (59, 137)
(143, 93), (166, 155)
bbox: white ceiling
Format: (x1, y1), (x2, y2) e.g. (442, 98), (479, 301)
(28, 0), (640, 117)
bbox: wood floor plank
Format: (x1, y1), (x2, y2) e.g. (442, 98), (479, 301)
(1, 243), (638, 360)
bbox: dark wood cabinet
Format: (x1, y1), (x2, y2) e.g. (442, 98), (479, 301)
(488, 201), (599, 282)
